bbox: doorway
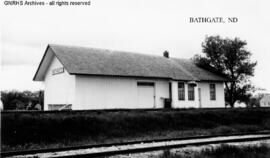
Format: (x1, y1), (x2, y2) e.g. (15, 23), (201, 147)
(198, 88), (202, 108)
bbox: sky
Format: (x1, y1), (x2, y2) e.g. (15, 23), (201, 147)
(0, 0), (270, 93)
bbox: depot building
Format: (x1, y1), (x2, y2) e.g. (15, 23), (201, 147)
(33, 44), (228, 110)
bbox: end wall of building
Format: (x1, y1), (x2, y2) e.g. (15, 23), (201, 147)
(44, 55), (75, 110)
(260, 95), (270, 107)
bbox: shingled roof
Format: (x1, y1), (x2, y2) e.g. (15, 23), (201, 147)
(33, 44), (229, 81)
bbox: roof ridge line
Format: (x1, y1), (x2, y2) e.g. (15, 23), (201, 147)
(48, 44), (191, 60)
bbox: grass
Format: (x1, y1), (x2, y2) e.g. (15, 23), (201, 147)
(1, 108), (270, 152)
(157, 143), (270, 158)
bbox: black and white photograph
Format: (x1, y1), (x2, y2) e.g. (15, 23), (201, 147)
(1, 0), (270, 157)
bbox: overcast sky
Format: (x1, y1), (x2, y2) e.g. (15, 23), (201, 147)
(1, 0), (270, 93)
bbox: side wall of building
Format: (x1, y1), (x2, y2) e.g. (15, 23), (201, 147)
(43, 59), (225, 110)
(171, 81), (199, 108)
(171, 81), (225, 108)
(197, 82), (225, 108)
(44, 55), (75, 110)
(74, 76), (170, 109)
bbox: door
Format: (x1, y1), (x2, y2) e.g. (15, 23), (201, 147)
(137, 82), (155, 108)
(165, 82), (172, 108)
(198, 88), (202, 108)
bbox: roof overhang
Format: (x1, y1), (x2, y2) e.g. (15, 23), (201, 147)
(33, 45), (55, 81)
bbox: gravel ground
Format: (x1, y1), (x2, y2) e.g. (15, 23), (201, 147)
(109, 139), (270, 158)
(8, 134), (270, 158)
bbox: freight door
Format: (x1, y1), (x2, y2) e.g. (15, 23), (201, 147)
(137, 82), (155, 108)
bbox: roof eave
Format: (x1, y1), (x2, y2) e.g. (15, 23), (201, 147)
(69, 73), (203, 81)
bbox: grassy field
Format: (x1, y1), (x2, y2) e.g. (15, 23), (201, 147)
(2, 108), (270, 152)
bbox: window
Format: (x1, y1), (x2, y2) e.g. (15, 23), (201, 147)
(210, 84), (216, 100)
(178, 82), (185, 100)
(188, 84), (195, 100)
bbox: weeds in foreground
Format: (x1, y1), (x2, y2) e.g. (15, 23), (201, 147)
(157, 143), (270, 158)
(2, 108), (270, 151)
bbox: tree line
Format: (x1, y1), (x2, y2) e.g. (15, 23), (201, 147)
(1, 90), (44, 110)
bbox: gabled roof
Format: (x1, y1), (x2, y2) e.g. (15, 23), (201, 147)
(33, 44), (229, 81)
